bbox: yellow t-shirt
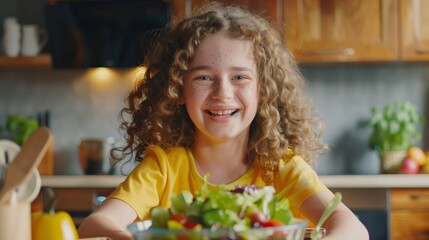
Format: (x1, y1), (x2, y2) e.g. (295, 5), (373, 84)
(109, 145), (329, 221)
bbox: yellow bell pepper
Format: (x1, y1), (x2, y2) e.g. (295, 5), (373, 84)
(31, 188), (79, 240)
(32, 210), (78, 240)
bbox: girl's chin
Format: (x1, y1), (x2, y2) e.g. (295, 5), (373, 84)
(200, 128), (250, 142)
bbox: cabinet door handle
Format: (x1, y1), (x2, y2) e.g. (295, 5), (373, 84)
(409, 194), (429, 200)
(412, 231), (429, 238)
(304, 48), (355, 56)
(416, 48), (429, 54)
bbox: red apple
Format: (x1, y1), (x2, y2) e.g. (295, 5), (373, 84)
(400, 157), (420, 174)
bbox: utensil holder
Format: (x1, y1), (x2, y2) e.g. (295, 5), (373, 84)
(79, 138), (106, 175)
(0, 202), (31, 240)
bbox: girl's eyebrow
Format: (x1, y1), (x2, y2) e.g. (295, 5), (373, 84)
(188, 65), (255, 73)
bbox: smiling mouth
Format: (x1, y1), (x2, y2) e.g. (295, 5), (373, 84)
(206, 109), (239, 117)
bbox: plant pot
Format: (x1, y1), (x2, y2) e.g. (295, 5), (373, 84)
(380, 151), (407, 174)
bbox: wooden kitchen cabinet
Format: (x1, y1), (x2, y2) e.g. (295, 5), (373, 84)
(176, 0), (429, 63)
(400, 0), (429, 61)
(283, 0), (399, 63)
(390, 189), (429, 240)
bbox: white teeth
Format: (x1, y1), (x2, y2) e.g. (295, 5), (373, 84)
(209, 110), (236, 116)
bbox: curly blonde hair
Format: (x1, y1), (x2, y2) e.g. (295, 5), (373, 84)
(115, 2), (328, 183)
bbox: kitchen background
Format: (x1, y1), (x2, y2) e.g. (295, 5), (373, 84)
(1, 0), (428, 176)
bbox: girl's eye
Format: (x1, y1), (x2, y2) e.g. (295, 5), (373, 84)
(233, 75), (247, 81)
(196, 75), (211, 81)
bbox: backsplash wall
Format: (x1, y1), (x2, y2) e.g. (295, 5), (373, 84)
(303, 64), (429, 175)
(0, 68), (134, 175)
(0, 64), (428, 175)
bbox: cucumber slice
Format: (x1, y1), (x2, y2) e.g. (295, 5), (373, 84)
(150, 206), (170, 228)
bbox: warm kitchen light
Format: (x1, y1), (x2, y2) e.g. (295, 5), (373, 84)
(86, 67), (118, 83)
(79, 67), (146, 93)
(83, 67), (119, 91)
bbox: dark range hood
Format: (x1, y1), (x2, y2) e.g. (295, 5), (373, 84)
(44, 0), (170, 68)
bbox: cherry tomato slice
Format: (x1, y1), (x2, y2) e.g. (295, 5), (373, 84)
(169, 213), (188, 224)
(261, 219), (284, 228)
(183, 221), (201, 230)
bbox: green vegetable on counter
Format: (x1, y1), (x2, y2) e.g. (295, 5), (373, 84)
(1, 114), (39, 145)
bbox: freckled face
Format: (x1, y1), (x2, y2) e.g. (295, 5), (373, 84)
(182, 32), (259, 144)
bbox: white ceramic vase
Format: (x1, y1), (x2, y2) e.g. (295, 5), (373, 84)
(3, 17), (21, 57)
(21, 24), (47, 57)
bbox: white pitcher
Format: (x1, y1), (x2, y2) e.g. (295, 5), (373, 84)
(2, 17), (21, 57)
(21, 24), (47, 57)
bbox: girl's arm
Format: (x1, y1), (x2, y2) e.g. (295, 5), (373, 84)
(300, 191), (369, 240)
(77, 198), (137, 240)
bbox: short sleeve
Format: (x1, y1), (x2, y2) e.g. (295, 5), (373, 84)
(273, 155), (329, 216)
(108, 146), (169, 220)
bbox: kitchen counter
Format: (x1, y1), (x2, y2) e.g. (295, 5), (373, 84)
(41, 174), (429, 189)
(42, 174), (428, 238)
(320, 174), (429, 188)
(41, 175), (125, 188)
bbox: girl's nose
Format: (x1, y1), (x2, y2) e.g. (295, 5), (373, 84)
(212, 78), (233, 100)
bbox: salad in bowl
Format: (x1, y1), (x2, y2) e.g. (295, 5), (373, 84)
(127, 183), (308, 240)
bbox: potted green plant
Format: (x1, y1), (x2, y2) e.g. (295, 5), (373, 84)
(366, 101), (424, 173)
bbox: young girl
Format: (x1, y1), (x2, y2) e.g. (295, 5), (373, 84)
(78, 3), (368, 240)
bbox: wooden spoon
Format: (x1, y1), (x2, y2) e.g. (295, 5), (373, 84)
(0, 127), (52, 203)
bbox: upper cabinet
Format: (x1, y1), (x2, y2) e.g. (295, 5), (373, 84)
(400, 0), (429, 61)
(174, 0), (429, 63)
(3, 0), (429, 67)
(283, 0), (399, 63)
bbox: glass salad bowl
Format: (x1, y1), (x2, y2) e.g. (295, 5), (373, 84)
(127, 219), (308, 240)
